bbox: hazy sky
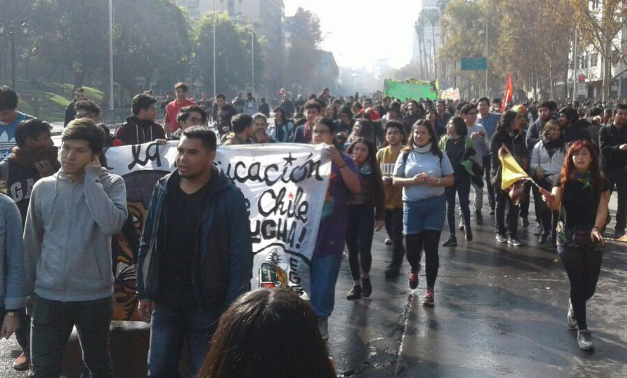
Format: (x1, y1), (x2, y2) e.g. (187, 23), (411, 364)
(283, 0), (422, 70)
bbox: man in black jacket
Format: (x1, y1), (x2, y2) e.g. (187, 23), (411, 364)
(136, 126), (252, 378)
(64, 88), (86, 127)
(599, 104), (627, 238)
(559, 106), (591, 144)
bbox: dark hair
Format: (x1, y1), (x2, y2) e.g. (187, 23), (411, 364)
(537, 101), (552, 111)
(478, 97), (490, 106)
(346, 138), (380, 175)
(182, 126), (217, 152)
(174, 82), (188, 92)
(339, 106), (353, 119)
(75, 87), (85, 93)
(62, 118), (105, 155)
(541, 119), (563, 139)
(560, 140), (603, 203)
(132, 94), (157, 116)
(385, 120), (407, 144)
(75, 100), (101, 117)
(231, 113), (253, 134)
(199, 289), (335, 378)
(613, 103), (627, 115)
(0, 86), (19, 111)
(273, 107), (286, 123)
(313, 117), (335, 133)
(304, 100), (322, 113)
(350, 118), (374, 140)
(460, 103), (477, 115)
(252, 113), (268, 125)
(15, 119), (52, 148)
(326, 105), (338, 119)
(404, 119), (441, 157)
(177, 105), (207, 125)
(449, 116), (468, 136)
(559, 106), (578, 126)
(496, 110), (517, 133)
(216, 93), (226, 100)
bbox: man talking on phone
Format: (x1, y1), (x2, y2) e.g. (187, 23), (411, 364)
(23, 118), (128, 378)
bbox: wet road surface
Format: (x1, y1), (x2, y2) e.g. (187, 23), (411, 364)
(1, 197), (625, 378)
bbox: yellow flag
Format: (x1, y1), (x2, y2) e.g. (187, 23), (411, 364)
(498, 147), (528, 190)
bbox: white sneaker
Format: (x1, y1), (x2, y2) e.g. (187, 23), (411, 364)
(567, 299), (578, 329)
(384, 238), (392, 245)
(577, 330), (594, 351)
(318, 317), (329, 341)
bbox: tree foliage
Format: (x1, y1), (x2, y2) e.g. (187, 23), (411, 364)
(284, 7), (323, 95)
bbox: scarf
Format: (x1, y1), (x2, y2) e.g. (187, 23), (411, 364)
(542, 135), (564, 158)
(414, 142), (432, 154)
(573, 171), (592, 190)
(10, 146), (59, 169)
(359, 162), (373, 175)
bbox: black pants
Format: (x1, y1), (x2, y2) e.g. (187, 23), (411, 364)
(495, 183), (520, 237)
(31, 296), (113, 378)
(445, 172), (471, 237)
(559, 243), (603, 330)
(606, 170), (627, 232)
(406, 231), (441, 288)
(385, 208), (405, 267)
(519, 181), (531, 219)
(536, 178), (558, 239)
(483, 155), (495, 209)
(346, 205), (375, 281)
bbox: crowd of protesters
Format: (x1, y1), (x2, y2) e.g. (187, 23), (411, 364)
(0, 80), (626, 378)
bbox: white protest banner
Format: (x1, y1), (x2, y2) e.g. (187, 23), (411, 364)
(105, 141), (331, 320)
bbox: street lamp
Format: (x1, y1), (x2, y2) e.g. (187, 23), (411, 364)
(0, 20), (29, 89)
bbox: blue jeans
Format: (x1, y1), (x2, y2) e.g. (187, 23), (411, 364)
(148, 304), (221, 378)
(309, 253), (343, 318)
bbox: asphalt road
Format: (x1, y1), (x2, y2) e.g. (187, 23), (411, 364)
(0, 194), (625, 378)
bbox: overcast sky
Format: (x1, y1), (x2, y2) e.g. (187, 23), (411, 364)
(283, 0), (423, 70)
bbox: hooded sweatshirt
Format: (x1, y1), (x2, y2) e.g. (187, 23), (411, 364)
(23, 167), (128, 302)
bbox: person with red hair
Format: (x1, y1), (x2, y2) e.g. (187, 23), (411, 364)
(541, 140), (610, 351)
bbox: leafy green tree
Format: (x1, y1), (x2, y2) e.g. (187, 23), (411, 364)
(284, 7), (323, 95)
(194, 11), (265, 97)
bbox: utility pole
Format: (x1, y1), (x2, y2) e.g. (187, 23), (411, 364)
(213, 0), (217, 101)
(485, 12), (489, 97)
(109, 0), (114, 110)
(572, 29), (578, 101)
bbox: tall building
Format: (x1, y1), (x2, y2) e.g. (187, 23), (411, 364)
(197, 0), (286, 97)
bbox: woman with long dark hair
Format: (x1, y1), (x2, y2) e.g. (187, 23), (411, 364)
(490, 110), (528, 246)
(393, 120), (454, 307)
(268, 107), (295, 143)
(345, 118), (376, 148)
(531, 120), (566, 245)
(199, 289), (336, 378)
(541, 140), (610, 351)
(438, 116), (477, 246)
(344, 138), (385, 300)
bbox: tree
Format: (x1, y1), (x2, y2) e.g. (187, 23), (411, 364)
(194, 12), (265, 96)
(414, 18), (427, 78)
(421, 8), (441, 81)
(566, 0), (627, 101)
(284, 7), (323, 96)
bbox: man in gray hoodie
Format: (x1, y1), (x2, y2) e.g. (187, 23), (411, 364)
(23, 118), (128, 378)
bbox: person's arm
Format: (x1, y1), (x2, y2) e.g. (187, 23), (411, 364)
(3, 201), (26, 312)
(164, 105), (172, 138)
(336, 152), (361, 195)
(591, 189), (611, 243)
(526, 122), (539, 150)
(543, 185), (562, 211)
(83, 167), (128, 235)
(372, 168), (386, 222)
(490, 133), (502, 172)
(224, 188), (253, 308)
(23, 183), (45, 297)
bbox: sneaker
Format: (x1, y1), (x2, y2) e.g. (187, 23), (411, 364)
(423, 287), (435, 307)
(385, 264), (401, 278)
(408, 272), (419, 290)
(384, 238), (392, 245)
(13, 353), (29, 371)
(614, 228), (625, 240)
(318, 318), (329, 341)
(442, 236), (457, 247)
(522, 216), (529, 228)
(346, 285), (362, 300)
(538, 233), (549, 245)
(458, 221), (465, 230)
(577, 330), (594, 351)
(507, 237), (523, 246)
(361, 277), (372, 298)
(476, 211), (483, 225)
(496, 234), (508, 243)
(567, 299), (578, 329)
(489, 208), (495, 215)
(465, 228), (473, 242)
(534, 222), (543, 236)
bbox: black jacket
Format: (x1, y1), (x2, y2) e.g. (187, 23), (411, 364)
(562, 122), (591, 144)
(136, 166), (252, 310)
(599, 124), (627, 172)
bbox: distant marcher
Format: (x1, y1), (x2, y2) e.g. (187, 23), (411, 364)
(115, 94), (165, 145)
(0, 86), (32, 162)
(164, 83), (195, 137)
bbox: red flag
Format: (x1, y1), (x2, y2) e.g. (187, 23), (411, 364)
(501, 72), (513, 112)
